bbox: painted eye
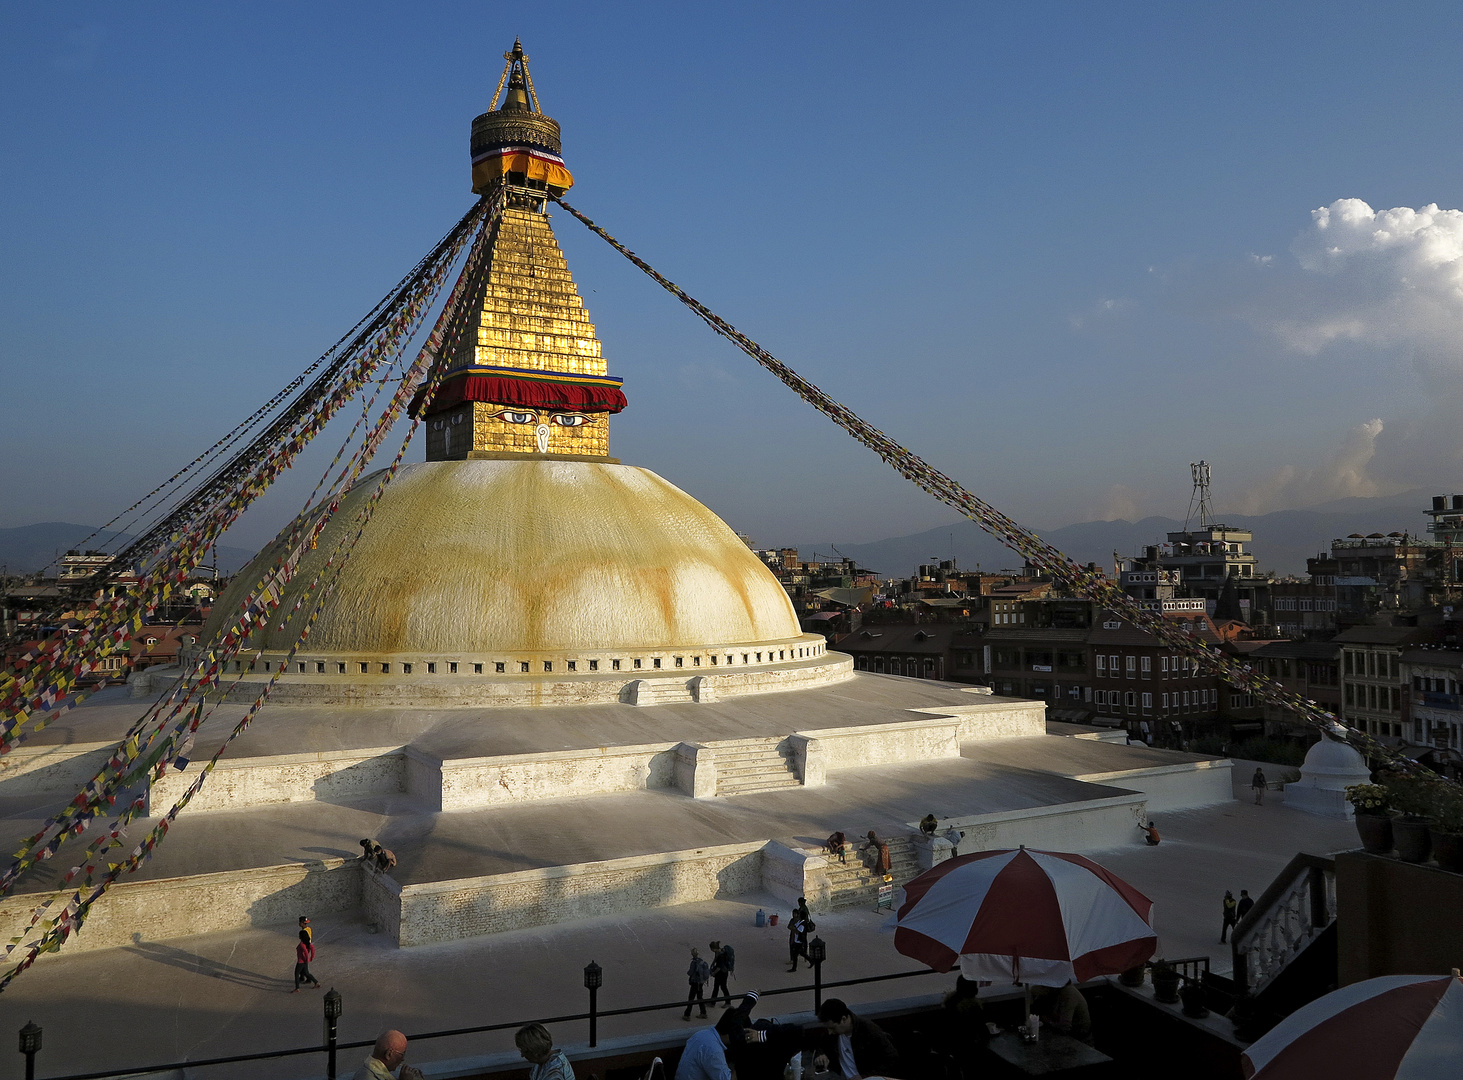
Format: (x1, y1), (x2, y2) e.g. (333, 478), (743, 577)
(498, 410), (536, 425)
(552, 413), (591, 427)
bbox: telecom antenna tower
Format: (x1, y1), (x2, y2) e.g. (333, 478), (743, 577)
(1185, 461), (1215, 530)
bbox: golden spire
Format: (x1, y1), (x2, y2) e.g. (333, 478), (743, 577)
(420, 41), (623, 463)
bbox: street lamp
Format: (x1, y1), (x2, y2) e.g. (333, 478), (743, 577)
(808, 937), (827, 1011)
(584, 961), (603, 1048)
(323, 988), (342, 1080)
(18, 1022), (41, 1080)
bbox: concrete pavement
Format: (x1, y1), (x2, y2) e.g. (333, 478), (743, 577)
(0, 796), (1357, 1080)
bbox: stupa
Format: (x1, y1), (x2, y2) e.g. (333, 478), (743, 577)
(3, 43), (1235, 959)
(203, 40), (843, 708)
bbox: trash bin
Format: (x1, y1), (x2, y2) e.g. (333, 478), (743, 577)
(755, 908), (766, 928)
(769, 913), (779, 927)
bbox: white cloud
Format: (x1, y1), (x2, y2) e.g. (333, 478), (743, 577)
(1234, 418), (1384, 514)
(1258, 198), (1463, 370)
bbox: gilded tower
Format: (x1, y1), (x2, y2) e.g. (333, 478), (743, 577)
(420, 40), (626, 462)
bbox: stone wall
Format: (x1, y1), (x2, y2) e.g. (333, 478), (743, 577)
(395, 843), (766, 946)
(414, 743), (681, 811)
(935, 794), (1148, 855)
(1070, 759), (1233, 811)
(0, 859), (360, 955)
(0, 741), (114, 797)
(149, 747), (404, 813)
(796, 717), (962, 773)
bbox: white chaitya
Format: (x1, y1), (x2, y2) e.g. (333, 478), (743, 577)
(1283, 735), (1372, 819)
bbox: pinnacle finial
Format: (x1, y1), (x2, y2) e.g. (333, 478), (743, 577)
(491, 37), (540, 113)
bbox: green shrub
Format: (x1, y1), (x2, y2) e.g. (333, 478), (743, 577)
(1228, 737), (1308, 767)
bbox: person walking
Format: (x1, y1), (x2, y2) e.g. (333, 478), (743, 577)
(1236, 889), (1254, 921)
(299, 915), (312, 943)
(793, 896), (811, 925)
(1221, 890), (1238, 943)
(786, 913), (811, 973)
(1252, 767), (1268, 805)
(709, 941), (734, 1008)
(683, 947), (710, 1021)
(292, 929), (320, 992)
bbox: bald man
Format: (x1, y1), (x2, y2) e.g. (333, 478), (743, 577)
(354, 1030), (425, 1080)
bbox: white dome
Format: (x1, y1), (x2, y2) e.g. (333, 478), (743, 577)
(1300, 736), (1371, 780)
(211, 459), (804, 656)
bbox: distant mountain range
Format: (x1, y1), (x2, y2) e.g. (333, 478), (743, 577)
(0, 522), (257, 577)
(794, 488), (1437, 579)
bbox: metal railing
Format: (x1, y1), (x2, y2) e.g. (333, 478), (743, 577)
(16, 950), (952, 1080)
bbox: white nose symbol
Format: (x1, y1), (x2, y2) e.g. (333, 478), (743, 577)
(535, 424), (550, 453)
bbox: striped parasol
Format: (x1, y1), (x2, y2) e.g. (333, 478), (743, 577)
(1243, 973), (1463, 1079)
(891, 847), (1157, 986)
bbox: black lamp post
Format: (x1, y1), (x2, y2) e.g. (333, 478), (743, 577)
(584, 961), (603, 1048)
(323, 988), (343, 1080)
(18, 1022), (41, 1080)
(808, 937), (827, 1011)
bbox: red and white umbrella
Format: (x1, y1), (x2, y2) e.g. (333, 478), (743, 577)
(1242, 973), (1463, 1080)
(892, 847), (1157, 986)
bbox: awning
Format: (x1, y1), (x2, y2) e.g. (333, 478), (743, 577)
(806, 612), (842, 622)
(811, 587), (873, 608)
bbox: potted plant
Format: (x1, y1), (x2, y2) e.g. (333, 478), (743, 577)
(1383, 774), (1437, 863)
(1150, 959), (1182, 1004)
(1118, 964), (1146, 987)
(1345, 783), (1392, 854)
(1430, 784), (1463, 874)
(1180, 977), (1210, 1018)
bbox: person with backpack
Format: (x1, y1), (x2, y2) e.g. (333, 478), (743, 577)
(682, 947), (710, 1021)
(709, 941), (735, 1007)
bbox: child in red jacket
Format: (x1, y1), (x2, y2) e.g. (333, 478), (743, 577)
(293, 929), (320, 992)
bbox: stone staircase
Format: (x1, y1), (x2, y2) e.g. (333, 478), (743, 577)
(823, 834), (922, 909)
(714, 737), (802, 796)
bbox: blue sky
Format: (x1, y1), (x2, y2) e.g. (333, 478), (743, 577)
(4, 2), (1463, 552)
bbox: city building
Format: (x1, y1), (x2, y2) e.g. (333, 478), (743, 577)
(1400, 645), (1463, 773)
(1247, 640), (1342, 741)
(1336, 625), (1436, 739)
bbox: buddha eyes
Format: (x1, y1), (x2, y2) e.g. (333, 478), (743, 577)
(492, 410), (592, 427)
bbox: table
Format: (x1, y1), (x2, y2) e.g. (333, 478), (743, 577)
(985, 1029), (1113, 1077)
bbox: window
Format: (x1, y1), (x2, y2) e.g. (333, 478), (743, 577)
(779, 650), (786, 660)
(1096, 655), (1106, 674)
(1126, 656), (1137, 675)
(496, 662), (506, 673)
(1161, 657), (1169, 674)
(1141, 693), (1152, 711)
(612, 659), (621, 670)
(634, 658), (642, 669)
(337, 662), (346, 674)
(1125, 692), (1136, 708)
(1141, 656), (1151, 676)
(316, 662), (325, 673)
(520, 661), (530, 673)
(264, 662), (271, 671)
(474, 663), (483, 674)
(568, 660), (577, 671)
(1162, 693), (1169, 709)
(403, 663), (413, 674)
(653, 658), (662, 669)
(542, 661), (552, 672)
(449, 662), (458, 674)
(1110, 654), (1120, 674)
(589, 660), (598, 671)
(381, 663), (391, 674)
(693, 656), (701, 666)
(1183, 691), (1191, 707)
(710, 655), (717, 665)
(675, 657), (683, 668)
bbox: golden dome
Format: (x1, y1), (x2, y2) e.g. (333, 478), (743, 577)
(211, 459), (807, 659)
